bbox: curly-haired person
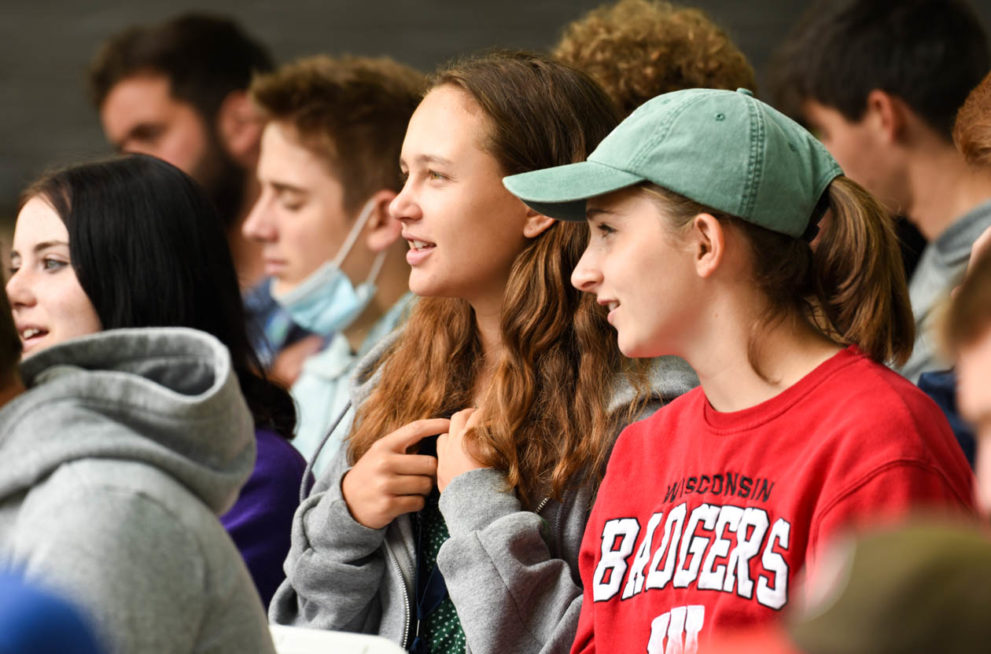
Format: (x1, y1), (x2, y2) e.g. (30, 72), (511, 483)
(553, 0), (755, 116)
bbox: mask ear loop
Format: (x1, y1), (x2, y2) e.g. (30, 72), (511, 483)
(365, 248), (387, 286)
(331, 199), (378, 268)
(801, 189), (831, 243)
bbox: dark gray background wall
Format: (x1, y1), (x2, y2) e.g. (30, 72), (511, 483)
(2, 0), (991, 225)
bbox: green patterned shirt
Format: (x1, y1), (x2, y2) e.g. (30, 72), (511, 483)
(419, 490), (466, 653)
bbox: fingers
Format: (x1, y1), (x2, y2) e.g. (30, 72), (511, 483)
(389, 495), (427, 516)
(341, 466), (430, 529)
(375, 418), (451, 453)
(379, 452), (437, 478)
(448, 407), (477, 437)
(382, 472), (434, 497)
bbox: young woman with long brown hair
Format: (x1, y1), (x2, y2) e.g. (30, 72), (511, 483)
(504, 87), (976, 651)
(269, 51), (696, 652)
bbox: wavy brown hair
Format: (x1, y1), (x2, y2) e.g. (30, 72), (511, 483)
(348, 51), (644, 508)
(643, 175), (914, 376)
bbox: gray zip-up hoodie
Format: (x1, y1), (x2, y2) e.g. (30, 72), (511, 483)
(0, 328), (276, 654)
(270, 333), (698, 653)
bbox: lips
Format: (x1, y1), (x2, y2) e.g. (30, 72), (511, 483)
(17, 325), (49, 352)
(404, 233), (436, 266)
(263, 258), (288, 276)
(598, 298), (620, 324)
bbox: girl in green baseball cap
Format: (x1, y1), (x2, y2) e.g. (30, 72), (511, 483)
(270, 52), (698, 652)
(505, 88), (977, 651)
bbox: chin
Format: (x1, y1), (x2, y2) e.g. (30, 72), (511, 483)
(272, 276), (303, 297)
(407, 275), (446, 299)
(619, 336), (666, 360)
(617, 338), (644, 359)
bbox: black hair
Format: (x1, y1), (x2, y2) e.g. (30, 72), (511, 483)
(768, 0), (989, 140)
(22, 155), (295, 438)
(0, 289), (22, 382)
(88, 12), (274, 123)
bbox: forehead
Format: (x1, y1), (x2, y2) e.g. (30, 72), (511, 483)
(800, 99), (863, 134)
(101, 74), (192, 126)
(401, 85), (488, 159)
(258, 122), (343, 187)
(13, 197), (68, 248)
(587, 187), (651, 214)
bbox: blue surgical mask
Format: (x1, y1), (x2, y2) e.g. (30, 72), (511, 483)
(273, 199), (385, 335)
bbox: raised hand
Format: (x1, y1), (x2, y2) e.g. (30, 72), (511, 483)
(341, 418), (449, 529)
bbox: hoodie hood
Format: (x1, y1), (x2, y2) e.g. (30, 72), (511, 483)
(0, 327), (255, 514)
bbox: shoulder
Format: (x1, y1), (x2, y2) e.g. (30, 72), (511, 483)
(17, 463), (211, 581)
(817, 353), (947, 433)
(228, 429), (308, 519)
(22, 460), (230, 561)
(255, 428), (308, 478)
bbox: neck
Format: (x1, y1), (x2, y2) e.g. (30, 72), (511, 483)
(684, 299), (841, 413)
(342, 245), (409, 353)
(905, 139), (991, 241)
(472, 302), (503, 363)
(469, 295), (504, 401)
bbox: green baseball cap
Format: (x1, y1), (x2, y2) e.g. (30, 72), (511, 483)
(503, 88), (843, 238)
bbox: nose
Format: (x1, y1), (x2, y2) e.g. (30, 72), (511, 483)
(5, 267), (35, 310)
(570, 246), (602, 293)
(389, 179), (421, 225)
(242, 191), (277, 243)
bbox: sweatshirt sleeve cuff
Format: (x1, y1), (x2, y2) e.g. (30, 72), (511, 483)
(304, 470), (385, 552)
(439, 468), (522, 537)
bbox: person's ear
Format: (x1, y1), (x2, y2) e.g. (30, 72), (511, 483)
(364, 190), (402, 252)
(865, 89), (907, 143)
(522, 208), (556, 238)
(216, 91), (264, 165)
(691, 213), (724, 278)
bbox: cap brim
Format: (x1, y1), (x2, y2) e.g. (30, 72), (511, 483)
(503, 161), (645, 221)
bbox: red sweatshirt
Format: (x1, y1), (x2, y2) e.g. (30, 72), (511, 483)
(572, 347), (974, 654)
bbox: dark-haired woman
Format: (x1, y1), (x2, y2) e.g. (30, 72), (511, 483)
(6, 154), (306, 609)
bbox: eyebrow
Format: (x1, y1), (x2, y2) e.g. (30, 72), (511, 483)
(271, 181), (307, 195)
(401, 154), (454, 168)
(121, 122), (162, 145)
(10, 240), (70, 259)
(586, 208), (617, 219)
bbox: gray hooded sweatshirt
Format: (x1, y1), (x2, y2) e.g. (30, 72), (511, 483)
(0, 328), (275, 654)
(270, 333), (698, 653)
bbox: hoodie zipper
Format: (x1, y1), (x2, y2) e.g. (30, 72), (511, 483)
(384, 525), (415, 649)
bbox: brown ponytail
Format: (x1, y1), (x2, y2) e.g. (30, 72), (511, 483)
(811, 176), (914, 365)
(643, 175), (913, 370)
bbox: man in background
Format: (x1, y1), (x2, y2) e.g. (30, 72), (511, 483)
(769, 0), (991, 382)
(88, 13), (317, 379)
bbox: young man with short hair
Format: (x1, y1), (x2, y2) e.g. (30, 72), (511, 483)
(770, 0), (991, 382)
(244, 55), (423, 473)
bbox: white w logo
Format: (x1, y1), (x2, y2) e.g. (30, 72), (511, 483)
(647, 605), (705, 654)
